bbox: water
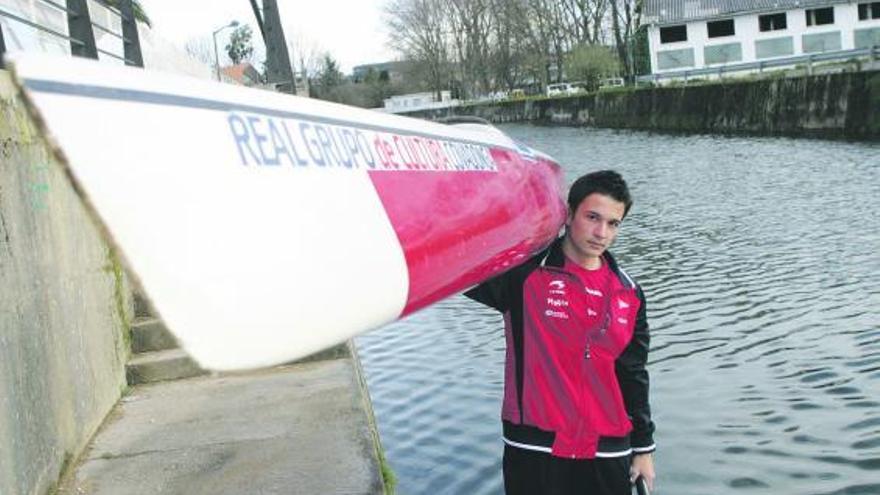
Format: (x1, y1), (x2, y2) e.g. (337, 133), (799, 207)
(356, 126), (880, 495)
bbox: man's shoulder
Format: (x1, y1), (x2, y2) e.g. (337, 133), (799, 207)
(604, 252), (642, 292)
(616, 264), (639, 288)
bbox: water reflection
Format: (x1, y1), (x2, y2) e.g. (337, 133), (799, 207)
(357, 126), (880, 495)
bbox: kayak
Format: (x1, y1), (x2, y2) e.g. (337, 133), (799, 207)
(8, 54), (566, 370)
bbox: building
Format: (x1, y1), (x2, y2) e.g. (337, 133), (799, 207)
(219, 62), (309, 95)
(220, 62), (263, 86)
(383, 91), (453, 113)
(352, 61), (406, 84)
(641, 0), (880, 81)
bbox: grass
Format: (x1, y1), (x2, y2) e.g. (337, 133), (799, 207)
(379, 448), (397, 495)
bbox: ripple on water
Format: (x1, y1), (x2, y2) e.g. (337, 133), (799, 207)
(729, 477), (770, 488)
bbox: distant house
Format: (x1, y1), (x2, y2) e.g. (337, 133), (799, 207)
(383, 91), (453, 113)
(219, 62), (311, 96)
(220, 63), (263, 86)
(641, 0), (880, 80)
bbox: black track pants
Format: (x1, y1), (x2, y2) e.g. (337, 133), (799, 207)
(503, 445), (632, 495)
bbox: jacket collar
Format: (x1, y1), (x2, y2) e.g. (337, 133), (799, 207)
(539, 236), (636, 290)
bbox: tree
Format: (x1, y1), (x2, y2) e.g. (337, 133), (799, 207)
(631, 24), (650, 76)
(184, 36), (215, 66)
(381, 0), (635, 96)
(385, 0), (451, 100)
(449, 0), (493, 98)
(361, 68), (394, 108)
(558, 0), (609, 45)
(488, 0), (522, 91)
(104, 0), (151, 27)
(565, 43), (619, 89)
(517, 0), (569, 85)
(226, 25), (255, 65)
(288, 32), (324, 96)
(608, 0), (641, 80)
(311, 53), (345, 101)
(318, 54), (343, 89)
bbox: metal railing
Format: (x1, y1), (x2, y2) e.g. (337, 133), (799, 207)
(0, 0), (142, 69)
(637, 45), (880, 83)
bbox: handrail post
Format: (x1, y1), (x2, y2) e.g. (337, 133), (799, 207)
(66, 0), (97, 59)
(258, 0), (296, 94)
(119, 0), (143, 67)
(0, 22), (6, 69)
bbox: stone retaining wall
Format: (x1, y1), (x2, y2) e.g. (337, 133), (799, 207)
(0, 70), (131, 495)
(404, 71), (880, 140)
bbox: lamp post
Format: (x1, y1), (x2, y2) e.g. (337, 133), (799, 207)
(213, 20), (239, 81)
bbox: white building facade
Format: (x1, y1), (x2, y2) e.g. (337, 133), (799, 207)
(383, 91), (454, 113)
(641, 0), (880, 80)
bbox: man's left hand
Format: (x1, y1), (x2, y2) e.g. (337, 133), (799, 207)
(630, 453), (655, 491)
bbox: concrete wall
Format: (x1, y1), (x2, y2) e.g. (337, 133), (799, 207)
(0, 70), (132, 495)
(404, 70), (880, 140)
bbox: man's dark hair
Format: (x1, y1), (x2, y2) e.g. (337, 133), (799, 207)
(567, 170), (633, 218)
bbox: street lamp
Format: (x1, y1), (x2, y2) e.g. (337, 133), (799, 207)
(213, 20), (239, 81)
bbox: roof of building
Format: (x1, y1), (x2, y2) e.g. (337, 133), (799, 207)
(642, 0), (851, 25)
(220, 63), (262, 85)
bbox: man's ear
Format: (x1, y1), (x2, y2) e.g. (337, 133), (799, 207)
(565, 208), (573, 227)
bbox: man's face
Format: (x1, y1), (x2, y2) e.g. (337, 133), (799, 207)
(565, 193), (626, 263)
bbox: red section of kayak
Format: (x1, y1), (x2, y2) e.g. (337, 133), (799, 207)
(368, 147), (566, 315)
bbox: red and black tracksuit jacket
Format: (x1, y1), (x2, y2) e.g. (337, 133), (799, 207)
(466, 238), (656, 459)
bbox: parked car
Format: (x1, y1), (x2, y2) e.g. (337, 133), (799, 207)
(599, 77), (625, 89)
(546, 83), (579, 97)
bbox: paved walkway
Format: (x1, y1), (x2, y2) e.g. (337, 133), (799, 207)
(58, 355), (385, 495)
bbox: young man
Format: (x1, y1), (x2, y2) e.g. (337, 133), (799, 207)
(466, 170), (656, 494)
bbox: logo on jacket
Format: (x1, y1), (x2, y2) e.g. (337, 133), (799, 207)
(545, 309), (569, 319)
(618, 299), (630, 309)
(549, 279), (567, 295)
(585, 287), (603, 297)
(545, 280), (571, 318)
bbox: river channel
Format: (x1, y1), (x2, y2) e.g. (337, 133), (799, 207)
(356, 125), (880, 495)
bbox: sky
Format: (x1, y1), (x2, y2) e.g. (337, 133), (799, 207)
(139, 0), (396, 73)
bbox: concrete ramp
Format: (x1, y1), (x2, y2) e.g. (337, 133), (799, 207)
(58, 352), (386, 495)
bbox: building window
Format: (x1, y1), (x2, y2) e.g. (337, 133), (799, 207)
(704, 42), (742, 65)
(657, 48), (695, 69)
(806, 7), (835, 26)
(759, 13), (787, 31)
(858, 2), (880, 20)
(855, 27), (880, 47)
(803, 32), (842, 53)
(660, 25), (688, 43)
(755, 37), (794, 59)
(707, 19), (735, 38)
